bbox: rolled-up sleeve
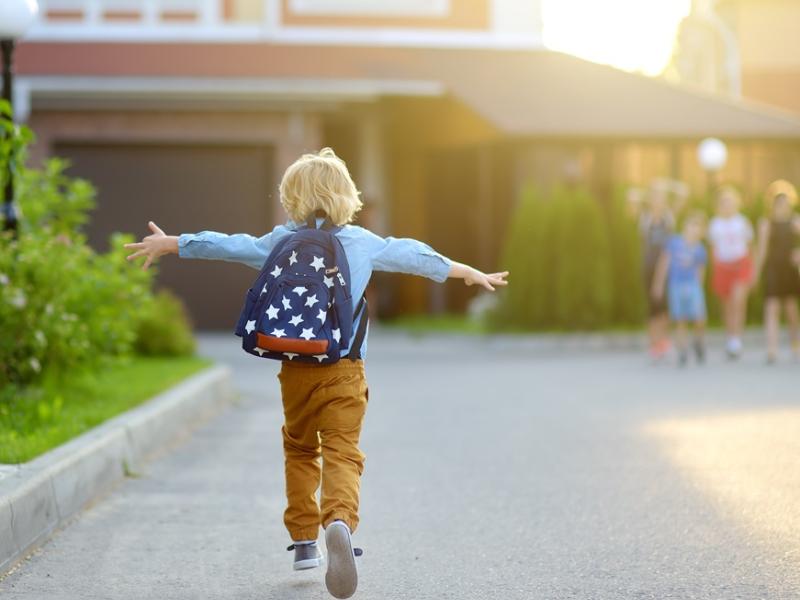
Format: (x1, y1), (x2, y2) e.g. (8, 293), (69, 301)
(178, 228), (281, 270)
(369, 234), (452, 282)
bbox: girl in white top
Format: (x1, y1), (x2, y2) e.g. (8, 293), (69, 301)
(708, 186), (754, 358)
(709, 213), (752, 263)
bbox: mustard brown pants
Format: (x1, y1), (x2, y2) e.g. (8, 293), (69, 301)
(278, 359), (368, 542)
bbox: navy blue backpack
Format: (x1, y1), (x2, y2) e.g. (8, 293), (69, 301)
(234, 212), (367, 364)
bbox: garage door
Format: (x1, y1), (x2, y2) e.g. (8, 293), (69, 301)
(55, 142), (275, 330)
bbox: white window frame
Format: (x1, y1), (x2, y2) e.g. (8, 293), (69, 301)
(289, 0), (450, 18)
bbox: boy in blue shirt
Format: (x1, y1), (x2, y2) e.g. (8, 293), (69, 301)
(124, 148), (508, 599)
(652, 211), (708, 366)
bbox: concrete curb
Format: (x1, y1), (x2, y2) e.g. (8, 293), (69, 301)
(0, 364), (235, 576)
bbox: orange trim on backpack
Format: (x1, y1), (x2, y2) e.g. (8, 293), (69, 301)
(256, 334), (329, 355)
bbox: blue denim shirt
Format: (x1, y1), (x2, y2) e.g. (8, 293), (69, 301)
(178, 221), (452, 358)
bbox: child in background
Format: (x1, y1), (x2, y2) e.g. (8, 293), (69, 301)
(628, 178), (689, 361)
(709, 186), (754, 359)
(755, 180), (800, 363)
(124, 148), (508, 600)
(653, 211), (708, 366)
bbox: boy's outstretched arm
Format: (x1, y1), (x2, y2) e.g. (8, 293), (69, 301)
(125, 221), (278, 270)
(366, 230), (508, 291)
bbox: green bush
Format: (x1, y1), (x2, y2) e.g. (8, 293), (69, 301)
(606, 187), (645, 326)
(489, 184), (550, 330)
(134, 290), (197, 356)
(0, 230), (152, 386)
(552, 186), (613, 329)
(491, 185), (615, 331)
(0, 100), (195, 390)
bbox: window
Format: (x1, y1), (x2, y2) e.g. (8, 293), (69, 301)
(289, 0), (450, 17)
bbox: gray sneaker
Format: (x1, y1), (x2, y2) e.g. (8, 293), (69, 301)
(324, 522), (363, 599)
(287, 542), (324, 571)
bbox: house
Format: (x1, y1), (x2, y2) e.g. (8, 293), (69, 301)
(718, 0), (800, 116)
(670, 0), (800, 117)
(15, 0), (800, 327)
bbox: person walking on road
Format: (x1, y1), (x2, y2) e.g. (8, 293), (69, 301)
(651, 211), (708, 367)
(755, 179), (800, 363)
(709, 186), (755, 360)
(123, 147), (508, 599)
(628, 178), (689, 362)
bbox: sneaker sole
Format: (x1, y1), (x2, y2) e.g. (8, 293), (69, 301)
(325, 523), (358, 599)
(294, 556), (324, 571)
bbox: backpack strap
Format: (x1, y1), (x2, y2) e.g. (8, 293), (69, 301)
(347, 295), (369, 361)
(305, 211), (336, 231)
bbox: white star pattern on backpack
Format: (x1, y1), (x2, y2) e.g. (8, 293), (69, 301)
(265, 305), (280, 320)
(310, 256), (325, 272)
(270, 265), (283, 278)
(289, 314), (303, 326)
(289, 251), (298, 265)
(305, 294), (319, 308)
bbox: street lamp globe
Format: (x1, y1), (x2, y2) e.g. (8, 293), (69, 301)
(697, 137), (728, 172)
(0, 0), (39, 39)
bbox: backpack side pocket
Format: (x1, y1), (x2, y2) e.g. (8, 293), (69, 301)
(234, 287), (261, 337)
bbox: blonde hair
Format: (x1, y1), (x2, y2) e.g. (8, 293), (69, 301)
(764, 179), (798, 213)
(279, 147), (362, 226)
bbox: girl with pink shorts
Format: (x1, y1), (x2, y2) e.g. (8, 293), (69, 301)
(709, 186), (754, 359)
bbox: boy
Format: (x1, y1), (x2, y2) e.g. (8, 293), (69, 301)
(652, 211), (708, 366)
(124, 148), (508, 599)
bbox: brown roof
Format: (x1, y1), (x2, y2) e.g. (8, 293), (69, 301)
(17, 42), (800, 139)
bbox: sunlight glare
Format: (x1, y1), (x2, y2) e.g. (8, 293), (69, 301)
(542, 0), (692, 75)
(644, 408), (800, 559)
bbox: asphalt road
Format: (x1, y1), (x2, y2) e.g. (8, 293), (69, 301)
(2, 332), (799, 599)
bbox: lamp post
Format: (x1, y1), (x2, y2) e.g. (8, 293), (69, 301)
(1, 0), (38, 234)
(697, 137), (728, 210)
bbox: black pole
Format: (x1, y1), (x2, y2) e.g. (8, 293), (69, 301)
(1, 38), (18, 234)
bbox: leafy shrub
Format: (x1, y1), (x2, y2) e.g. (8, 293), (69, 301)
(552, 186), (614, 329)
(0, 100), (195, 389)
(489, 184), (551, 330)
(134, 290), (197, 356)
(490, 185), (620, 331)
(0, 231), (151, 385)
(606, 187), (645, 326)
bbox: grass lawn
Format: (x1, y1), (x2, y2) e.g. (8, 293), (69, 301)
(0, 355), (212, 464)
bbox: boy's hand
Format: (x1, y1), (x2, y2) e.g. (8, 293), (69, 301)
(450, 262), (508, 291)
(124, 221), (179, 270)
(465, 270), (509, 292)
